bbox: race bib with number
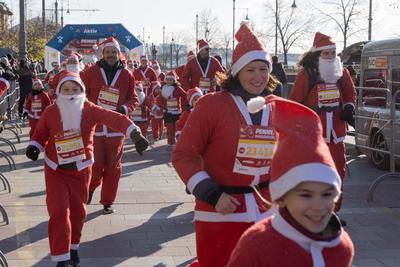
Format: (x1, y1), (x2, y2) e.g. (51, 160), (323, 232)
(167, 98), (179, 112)
(54, 129), (86, 164)
(31, 99), (42, 111)
(317, 83), (340, 108)
(199, 77), (211, 94)
(131, 108), (144, 120)
(98, 85), (120, 111)
(233, 125), (277, 176)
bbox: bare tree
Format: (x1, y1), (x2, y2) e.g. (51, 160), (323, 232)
(314, 0), (364, 50)
(264, 1), (315, 66)
(172, 32), (189, 68)
(197, 9), (222, 47)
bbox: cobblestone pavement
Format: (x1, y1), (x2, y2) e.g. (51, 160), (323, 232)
(0, 125), (400, 267)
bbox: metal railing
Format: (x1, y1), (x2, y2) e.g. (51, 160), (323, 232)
(355, 87), (400, 201)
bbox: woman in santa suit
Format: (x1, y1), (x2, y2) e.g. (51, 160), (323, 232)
(227, 96), (354, 267)
(172, 22), (281, 267)
(289, 32), (356, 213)
(130, 83), (151, 138)
(25, 72), (148, 267)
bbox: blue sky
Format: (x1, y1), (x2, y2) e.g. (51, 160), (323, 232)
(4, 0), (400, 53)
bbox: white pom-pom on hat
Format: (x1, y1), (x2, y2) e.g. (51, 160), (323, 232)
(247, 96), (266, 114)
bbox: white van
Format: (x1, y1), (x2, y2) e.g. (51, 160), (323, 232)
(355, 38), (400, 169)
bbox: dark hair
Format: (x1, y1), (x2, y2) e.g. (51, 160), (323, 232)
(217, 70), (279, 94)
(298, 51), (321, 90)
(346, 65), (357, 76)
(272, 56), (279, 64)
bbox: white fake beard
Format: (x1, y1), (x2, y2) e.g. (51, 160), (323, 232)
(161, 85), (175, 98)
(154, 68), (161, 77)
(318, 56), (343, 83)
(56, 94), (85, 131)
(137, 91), (146, 105)
(66, 64), (81, 73)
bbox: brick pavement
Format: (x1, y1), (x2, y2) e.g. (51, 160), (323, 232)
(0, 125), (400, 267)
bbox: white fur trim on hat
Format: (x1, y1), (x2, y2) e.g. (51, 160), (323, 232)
(199, 44), (209, 52)
(56, 76), (86, 95)
(310, 44), (336, 52)
(231, 50), (272, 76)
(189, 92), (202, 106)
(269, 163), (341, 201)
(0, 77), (10, 90)
(103, 42), (120, 53)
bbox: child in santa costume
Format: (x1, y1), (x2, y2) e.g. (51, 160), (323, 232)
(289, 32), (356, 213)
(23, 79), (52, 138)
(172, 22), (281, 267)
(25, 72), (148, 267)
(175, 87), (203, 140)
(227, 96), (354, 267)
(130, 83), (151, 138)
(154, 71), (187, 149)
(150, 81), (164, 141)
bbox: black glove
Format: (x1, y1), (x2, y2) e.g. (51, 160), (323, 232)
(340, 104), (355, 127)
(26, 145), (40, 161)
(130, 129), (149, 155)
(0, 124), (4, 134)
(23, 111), (28, 119)
(119, 106), (127, 115)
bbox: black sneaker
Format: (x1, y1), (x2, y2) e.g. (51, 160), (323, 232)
(87, 191), (94, 204)
(103, 204), (115, 214)
(56, 260), (69, 267)
(70, 249), (80, 267)
(340, 219), (347, 227)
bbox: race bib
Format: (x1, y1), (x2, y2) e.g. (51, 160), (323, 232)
(54, 129), (85, 165)
(199, 77), (211, 94)
(317, 83), (340, 108)
(233, 125), (277, 176)
(131, 108), (143, 120)
(167, 98), (179, 112)
(31, 99), (42, 112)
(98, 85), (120, 111)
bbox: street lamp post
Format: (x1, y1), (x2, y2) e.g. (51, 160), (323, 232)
(170, 37), (174, 70)
(368, 0), (372, 41)
(196, 14), (199, 53)
(163, 26), (166, 67)
(232, 0), (235, 50)
(19, 0), (27, 61)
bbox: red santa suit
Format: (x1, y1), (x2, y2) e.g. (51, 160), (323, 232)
(81, 62), (138, 206)
(289, 33), (356, 211)
(29, 79), (137, 261)
(24, 89), (51, 137)
(227, 211), (354, 267)
(130, 86), (151, 138)
(172, 24), (276, 267)
(155, 76), (187, 145)
(149, 81), (164, 141)
(132, 65), (158, 96)
(44, 68), (59, 86)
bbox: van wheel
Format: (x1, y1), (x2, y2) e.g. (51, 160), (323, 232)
(370, 132), (390, 170)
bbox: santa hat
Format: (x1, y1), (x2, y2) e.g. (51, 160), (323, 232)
(32, 79), (44, 89)
(256, 96), (341, 202)
(197, 39), (209, 52)
(74, 52), (83, 62)
(0, 77), (10, 93)
(140, 54), (148, 61)
(55, 71), (86, 96)
(310, 32), (336, 52)
(99, 37), (120, 54)
(67, 55), (79, 64)
(164, 70), (178, 82)
(152, 81), (162, 91)
(187, 87), (203, 106)
(231, 21), (272, 77)
(152, 60), (160, 67)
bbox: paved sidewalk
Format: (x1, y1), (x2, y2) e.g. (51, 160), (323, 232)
(0, 125), (400, 267)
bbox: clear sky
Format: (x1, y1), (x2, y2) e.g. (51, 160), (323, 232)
(4, 0), (400, 53)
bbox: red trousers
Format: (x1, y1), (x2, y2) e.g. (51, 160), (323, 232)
(89, 136), (124, 205)
(28, 117), (39, 138)
(151, 117), (164, 140)
(328, 142), (346, 211)
(135, 121), (149, 139)
(166, 122), (176, 145)
(45, 164), (91, 261)
(192, 221), (252, 267)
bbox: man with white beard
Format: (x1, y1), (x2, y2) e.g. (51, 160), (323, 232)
(289, 32), (356, 216)
(25, 72), (148, 267)
(66, 55), (81, 74)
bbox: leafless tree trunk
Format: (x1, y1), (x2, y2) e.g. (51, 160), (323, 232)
(314, 0), (364, 51)
(172, 32), (187, 68)
(197, 9), (222, 47)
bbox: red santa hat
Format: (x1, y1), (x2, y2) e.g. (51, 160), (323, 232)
(0, 77), (10, 94)
(310, 32), (336, 52)
(231, 21), (272, 77)
(187, 87), (203, 106)
(73, 52), (83, 62)
(152, 81), (162, 91)
(256, 96), (342, 202)
(32, 79), (44, 89)
(99, 37), (121, 54)
(152, 60), (160, 67)
(55, 71), (86, 96)
(197, 39), (209, 52)
(164, 70), (178, 82)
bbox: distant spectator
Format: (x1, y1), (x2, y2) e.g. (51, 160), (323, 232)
(15, 59), (35, 117)
(346, 65), (359, 87)
(0, 56), (16, 81)
(271, 55), (287, 84)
